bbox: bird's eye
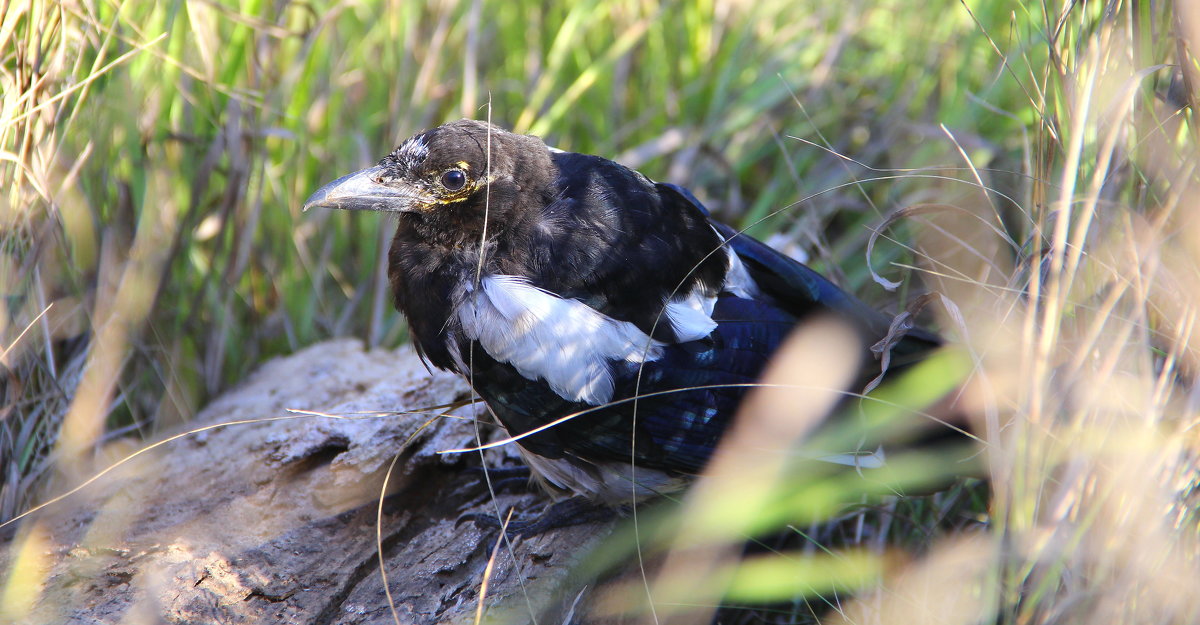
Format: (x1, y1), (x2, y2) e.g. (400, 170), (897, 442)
(440, 169), (467, 191)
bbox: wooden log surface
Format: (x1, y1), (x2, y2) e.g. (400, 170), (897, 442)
(2, 340), (616, 624)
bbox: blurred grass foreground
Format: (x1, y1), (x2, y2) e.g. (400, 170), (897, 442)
(2, 0), (1200, 623)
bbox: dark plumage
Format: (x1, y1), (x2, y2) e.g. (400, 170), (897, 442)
(304, 119), (941, 503)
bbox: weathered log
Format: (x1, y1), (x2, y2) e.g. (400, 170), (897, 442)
(3, 340), (615, 624)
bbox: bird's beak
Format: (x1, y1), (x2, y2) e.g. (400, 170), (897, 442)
(302, 165), (425, 213)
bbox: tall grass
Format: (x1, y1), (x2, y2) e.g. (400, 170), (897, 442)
(1, 0), (1197, 623)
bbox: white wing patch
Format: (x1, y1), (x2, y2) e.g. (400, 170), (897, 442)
(662, 243), (760, 342)
(457, 275), (663, 405)
(723, 243), (760, 298)
(665, 287), (717, 342)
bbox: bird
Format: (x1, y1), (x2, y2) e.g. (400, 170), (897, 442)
(303, 119), (943, 509)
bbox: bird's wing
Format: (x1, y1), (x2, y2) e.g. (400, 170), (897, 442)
(476, 179), (941, 476)
(657, 183), (942, 351)
(472, 181), (798, 474)
(469, 291), (795, 475)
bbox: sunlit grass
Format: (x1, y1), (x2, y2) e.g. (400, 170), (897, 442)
(2, 0), (1198, 623)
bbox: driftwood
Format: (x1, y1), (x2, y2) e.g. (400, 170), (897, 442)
(3, 340), (616, 624)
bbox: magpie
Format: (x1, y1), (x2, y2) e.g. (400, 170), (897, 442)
(303, 119), (942, 505)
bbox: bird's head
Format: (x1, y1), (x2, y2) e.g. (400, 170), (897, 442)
(303, 120), (553, 226)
